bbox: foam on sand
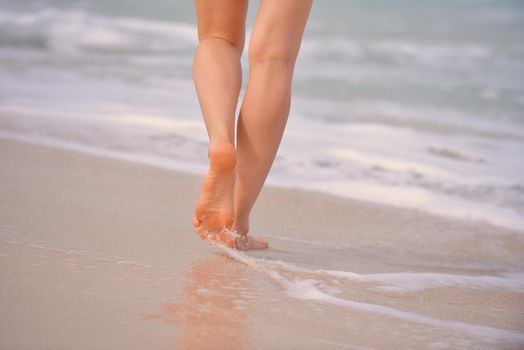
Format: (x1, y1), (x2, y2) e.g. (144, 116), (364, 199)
(322, 270), (524, 293)
(217, 245), (524, 345)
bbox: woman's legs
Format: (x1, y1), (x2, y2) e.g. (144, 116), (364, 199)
(193, 0), (312, 250)
(192, 0), (246, 238)
(233, 0), (313, 236)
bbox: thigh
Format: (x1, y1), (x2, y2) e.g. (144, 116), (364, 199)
(249, 0), (313, 63)
(195, 0), (249, 50)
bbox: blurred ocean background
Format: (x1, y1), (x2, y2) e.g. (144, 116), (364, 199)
(0, 0), (523, 231)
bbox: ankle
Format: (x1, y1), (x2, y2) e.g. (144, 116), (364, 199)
(233, 216), (250, 235)
(208, 142), (236, 171)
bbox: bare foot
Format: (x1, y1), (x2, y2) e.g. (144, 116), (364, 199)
(200, 229), (268, 251)
(234, 233), (269, 251)
(193, 143), (236, 237)
(193, 143), (269, 251)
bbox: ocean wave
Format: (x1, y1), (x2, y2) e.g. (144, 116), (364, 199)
(0, 8), (196, 55)
(2, 7), (520, 72)
(292, 97), (524, 140)
(300, 37), (495, 67)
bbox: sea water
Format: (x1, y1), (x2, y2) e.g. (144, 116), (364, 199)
(0, 0), (523, 231)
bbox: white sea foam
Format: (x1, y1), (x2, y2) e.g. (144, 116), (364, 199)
(257, 234), (361, 251)
(274, 272), (524, 344)
(218, 246), (524, 344)
(0, 8), (196, 54)
(280, 179), (524, 233)
(324, 271), (524, 293)
(250, 255), (524, 293)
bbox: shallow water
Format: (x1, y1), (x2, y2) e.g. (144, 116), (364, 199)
(0, 0), (523, 231)
(1, 230), (523, 350)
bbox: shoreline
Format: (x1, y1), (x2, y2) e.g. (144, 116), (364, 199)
(1, 130), (522, 235)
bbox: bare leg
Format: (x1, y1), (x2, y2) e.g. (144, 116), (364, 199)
(233, 0), (312, 244)
(192, 0), (246, 245)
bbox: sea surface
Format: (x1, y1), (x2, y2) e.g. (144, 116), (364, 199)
(1, 0), (523, 231)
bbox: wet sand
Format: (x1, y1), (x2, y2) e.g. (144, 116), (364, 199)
(1, 138), (523, 349)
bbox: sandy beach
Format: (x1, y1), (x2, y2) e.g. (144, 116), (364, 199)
(2, 1), (523, 348)
(1, 138), (523, 349)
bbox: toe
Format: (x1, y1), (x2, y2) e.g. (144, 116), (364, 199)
(249, 237), (268, 250)
(192, 216), (201, 228)
(193, 217), (204, 236)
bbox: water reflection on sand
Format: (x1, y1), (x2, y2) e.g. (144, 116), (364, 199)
(146, 253), (252, 349)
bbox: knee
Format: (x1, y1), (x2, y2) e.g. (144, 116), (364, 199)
(198, 32), (245, 54)
(248, 37), (296, 68)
